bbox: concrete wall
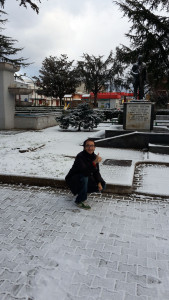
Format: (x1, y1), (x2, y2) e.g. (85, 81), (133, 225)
(15, 114), (57, 130)
(0, 63), (19, 129)
(95, 131), (169, 149)
(105, 129), (132, 138)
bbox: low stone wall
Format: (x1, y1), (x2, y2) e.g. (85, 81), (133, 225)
(149, 144), (169, 154)
(105, 129), (132, 138)
(14, 114), (57, 130)
(156, 115), (169, 120)
(0, 174), (133, 194)
(95, 131), (169, 149)
(0, 174), (67, 189)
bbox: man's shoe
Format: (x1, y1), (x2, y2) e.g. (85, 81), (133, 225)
(75, 202), (91, 210)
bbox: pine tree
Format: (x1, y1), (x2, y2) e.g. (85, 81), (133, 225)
(77, 52), (121, 107)
(114, 0), (169, 90)
(0, 0), (40, 65)
(143, 0), (169, 11)
(57, 103), (103, 131)
(37, 55), (80, 106)
(0, 11), (29, 66)
(0, 0), (40, 13)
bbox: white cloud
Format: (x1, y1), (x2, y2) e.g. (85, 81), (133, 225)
(3, 0), (130, 76)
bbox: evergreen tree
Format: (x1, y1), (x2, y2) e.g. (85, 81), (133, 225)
(0, 11), (29, 66)
(37, 55), (80, 106)
(77, 51), (122, 107)
(57, 102), (103, 131)
(114, 0), (169, 91)
(0, 0), (40, 13)
(0, 0), (40, 65)
(143, 0), (169, 11)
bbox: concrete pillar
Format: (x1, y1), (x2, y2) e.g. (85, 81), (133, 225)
(0, 62), (20, 129)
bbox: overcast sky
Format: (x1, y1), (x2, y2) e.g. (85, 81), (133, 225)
(4, 0), (130, 77)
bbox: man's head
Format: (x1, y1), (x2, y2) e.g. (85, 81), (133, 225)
(83, 138), (96, 154)
(138, 55), (143, 64)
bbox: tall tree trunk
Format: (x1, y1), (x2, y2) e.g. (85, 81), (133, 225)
(94, 93), (98, 107)
(78, 123), (81, 131)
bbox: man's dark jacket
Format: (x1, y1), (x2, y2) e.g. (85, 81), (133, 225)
(65, 150), (105, 195)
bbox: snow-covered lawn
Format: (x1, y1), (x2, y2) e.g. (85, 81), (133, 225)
(1, 123), (169, 193)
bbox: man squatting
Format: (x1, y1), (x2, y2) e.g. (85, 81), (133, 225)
(65, 138), (106, 209)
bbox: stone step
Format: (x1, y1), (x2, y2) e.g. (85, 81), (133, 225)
(149, 143), (169, 154)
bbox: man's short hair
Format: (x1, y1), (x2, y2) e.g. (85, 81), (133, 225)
(83, 138), (95, 148)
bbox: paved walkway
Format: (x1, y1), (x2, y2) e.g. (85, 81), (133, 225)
(1, 184), (169, 300)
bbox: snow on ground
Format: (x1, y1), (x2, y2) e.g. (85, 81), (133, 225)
(135, 163), (169, 196)
(1, 123), (169, 194)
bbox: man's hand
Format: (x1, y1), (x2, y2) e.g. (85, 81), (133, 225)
(94, 153), (102, 164)
(98, 182), (103, 191)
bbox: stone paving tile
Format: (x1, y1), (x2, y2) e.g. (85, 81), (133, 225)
(0, 184), (169, 299)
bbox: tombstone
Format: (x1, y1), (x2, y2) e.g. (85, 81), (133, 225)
(123, 101), (154, 131)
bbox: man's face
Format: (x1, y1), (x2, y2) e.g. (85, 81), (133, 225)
(84, 141), (95, 154)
